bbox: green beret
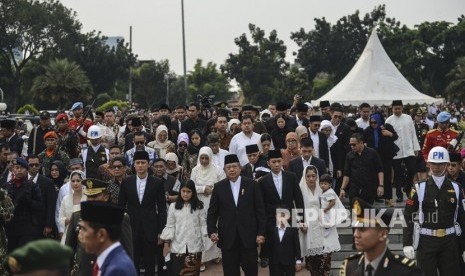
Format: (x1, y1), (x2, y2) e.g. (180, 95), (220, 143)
(7, 240), (73, 274)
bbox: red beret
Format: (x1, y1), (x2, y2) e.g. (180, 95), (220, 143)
(55, 113), (68, 122)
(43, 131), (58, 140)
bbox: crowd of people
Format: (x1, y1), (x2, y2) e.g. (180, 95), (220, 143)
(0, 96), (463, 276)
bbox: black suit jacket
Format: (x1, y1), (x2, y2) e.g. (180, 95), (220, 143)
(330, 123), (351, 173)
(310, 131), (330, 169)
(288, 156), (327, 181)
(258, 171), (304, 224)
(207, 176), (266, 250)
(3, 133), (24, 156)
(269, 226), (301, 266)
(33, 175), (57, 236)
(118, 174), (167, 241)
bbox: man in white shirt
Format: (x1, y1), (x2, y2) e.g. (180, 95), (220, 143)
(355, 102), (371, 129)
(229, 115), (261, 166)
(207, 133), (229, 169)
(79, 201), (137, 276)
(385, 100), (420, 202)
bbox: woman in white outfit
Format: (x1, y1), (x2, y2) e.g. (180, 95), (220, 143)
(58, 170), (86, 244)
(298, 165), (331, 276)
(190, 146), (226, 271)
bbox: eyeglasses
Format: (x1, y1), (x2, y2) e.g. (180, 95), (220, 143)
(7, 160), (16, 164)
(134, 141), (145, 145)
(29, 163), (40, 167)
(112, 165), (124, 169)
(370, 121), (377, 124)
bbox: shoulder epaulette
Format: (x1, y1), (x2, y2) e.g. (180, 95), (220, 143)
(427, 129), (437, 134)
(450, 128), (459, 134)
(393, 254), (415, 267)
(345, 252), (363, 260)
(340, 259), (348, 276)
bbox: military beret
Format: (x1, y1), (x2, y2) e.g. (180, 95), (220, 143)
(437, 111), (451, 123)
(71, 102), (84, 111)
(39, 111), (50, 119)
(7, 239), (73, 274)
(82, 178), (108, 196)
(43, 131), (57, 141)
(55, 113), (69, 122)
(15, 157), (28, 170)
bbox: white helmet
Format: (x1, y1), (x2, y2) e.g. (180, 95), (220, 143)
(427, 146), (450, 163)
(87, 125), (102, 139)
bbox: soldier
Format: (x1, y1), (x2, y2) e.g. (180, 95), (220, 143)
(403, 146), (465, 276)
(65, 178), (133, 276)
(340, 197), (424, 276)
(413, 109), (430, 182)
(6, 239), (73, 276)
(68, 102), (93, 149)
(55, 113), (79, 159)
(38, 131), (70, 175)
(422, 111), (459, 161)
(82, 125), (109, 179)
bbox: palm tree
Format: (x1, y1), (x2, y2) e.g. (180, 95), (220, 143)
(32, 58), (93, 109)
(446, 57), (465, 102)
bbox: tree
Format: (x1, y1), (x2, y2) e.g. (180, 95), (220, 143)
(446, 57), (465, 102)
(222, 24), (289, 104)
(31, 58), (92, 109)
(0, 0), (82, 111)
(188, 59), (230, 102)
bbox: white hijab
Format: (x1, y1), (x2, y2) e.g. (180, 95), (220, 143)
(319, 120), (338, 147)
(298, 165), (325, 256)
(191, 146), (221, 186)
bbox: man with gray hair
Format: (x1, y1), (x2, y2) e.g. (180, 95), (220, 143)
(207, 133), (229, 169)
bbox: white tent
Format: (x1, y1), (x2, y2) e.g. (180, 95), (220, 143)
(315, 30), (441, 106)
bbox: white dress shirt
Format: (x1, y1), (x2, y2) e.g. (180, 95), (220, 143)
(272, 172), (283, 199)
(137, 175), (148, 203)
(356, 118), (370, 129)
(278, 226), (286, 241)
(27, 173), (39, 183)
(309, 131), (320, 158)
(230, 176), (241, 206)
(229, 132), (261, 166)
(385, 114), (420, 159)
(302, 156), (312, 168)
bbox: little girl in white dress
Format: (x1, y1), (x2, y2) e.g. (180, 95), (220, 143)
(319, 174), (348, 253)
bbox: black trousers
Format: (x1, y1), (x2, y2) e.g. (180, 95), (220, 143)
(416, 234), (460, 276)
(392, 156), (416, 198)
(133, 231), (156, 276)
(221, 234), (258, 276)
(6, 234), (34, 253)
(269, 263), (295, 276)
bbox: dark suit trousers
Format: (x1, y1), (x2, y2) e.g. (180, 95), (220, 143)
(269, 264), (295, 276)
(392, 156), (416, 198)
(221, 231), (258, 276)
(133, 229), (156, 276)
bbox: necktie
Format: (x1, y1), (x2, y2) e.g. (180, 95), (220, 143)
(93, 262), (99, 276)
(366, 263), (374, 276)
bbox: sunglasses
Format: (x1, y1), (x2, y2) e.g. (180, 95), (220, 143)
(178, 144), (187, 148)
(112, 165), (124, 169)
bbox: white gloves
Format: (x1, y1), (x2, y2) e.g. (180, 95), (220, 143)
(403, 246), (415, 259)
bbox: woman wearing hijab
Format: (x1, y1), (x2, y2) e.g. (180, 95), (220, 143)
(295, 125), (309, 142)
(319, 120), (338, 176)
(280, 132), (301, 170)
(147, 125), (175, 160)
(165, 152), (183, 181)
(48, 160), (68, 191)
(298, 165), (331, 275)
(190, 146), (225, 271)
(182, 129), (204, 180)
(176, 132), (189, 165)
(363, 112), (398, 206)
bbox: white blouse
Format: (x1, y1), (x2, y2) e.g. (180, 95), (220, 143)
(160, 203), (208, 254)
(58, 194), (87, 233)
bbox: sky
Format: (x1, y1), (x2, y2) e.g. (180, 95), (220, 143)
(60, 0), (464, 75)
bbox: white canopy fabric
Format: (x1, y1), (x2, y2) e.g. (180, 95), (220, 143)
(315, 30), (442, 106)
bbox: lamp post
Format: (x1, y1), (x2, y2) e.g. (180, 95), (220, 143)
(181, 0), (188, 104)
(164, 74), (170, 107)
(128, 26), (133, 105)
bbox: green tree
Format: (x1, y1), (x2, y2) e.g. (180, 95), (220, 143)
(446, 57), (465, 102)
(0, 0), (82, 111)
(132, 60), (172, 109)
(188, 59), (230, 102)
(222, 24), (289, 104)
(31, 58), (92, 109)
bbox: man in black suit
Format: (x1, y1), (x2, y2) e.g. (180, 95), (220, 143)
(288, 138), (327, 180)
(207, 154), (266, 276)
(269, 208), (302, 276)
(308, 115), (330, 168)
(329, 106), (351, 194)
(169, 105), (187, 142)
(241, 144), (267, 181)
(0, 119), (23, 156)
(257, 150), (304, 267)
(27, 155), (57, 239)
(118, 151), (167, 276)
